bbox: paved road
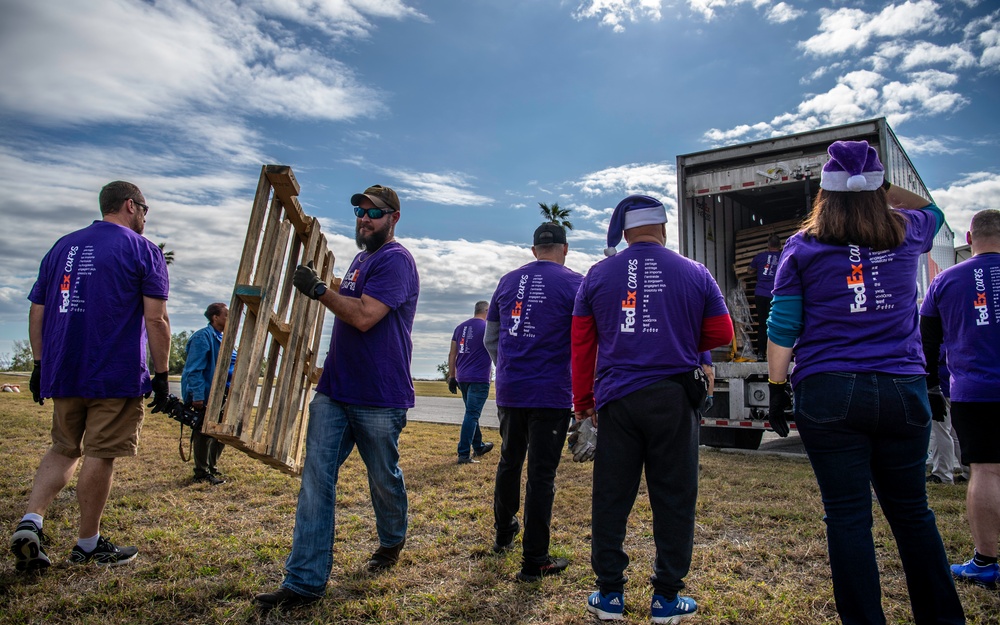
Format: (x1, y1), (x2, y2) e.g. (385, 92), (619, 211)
(168, 382), (804, 456)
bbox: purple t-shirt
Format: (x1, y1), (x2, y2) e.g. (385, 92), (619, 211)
(573, 243), (728, 411)
(749, 250), (782, 296)
(772, 209), (936, 386)
(699, 351), (713, 366)
(920, 253), (1000, 402)
(452, 317), (491, 384)
(487, 260), (583, 408)
(27, 221), (169, 398)
(315, 242), (419, 408)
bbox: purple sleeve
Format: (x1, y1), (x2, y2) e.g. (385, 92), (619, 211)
(361, 250), (413, 309)
(141, 241), (170, 300)
(27, 250), (54, 305)
(901, 209), (936, 254)
(572, 272), (593, 317)
(771, 238), (803, 298)
(920, 278), (940, 317)
(702, 267), (728, 318)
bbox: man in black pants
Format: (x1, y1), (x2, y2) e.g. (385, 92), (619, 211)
(572, 195), (733, 622)
(484, 223), (582, 582)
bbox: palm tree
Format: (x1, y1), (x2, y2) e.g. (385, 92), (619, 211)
(538, 202), (573, 230)
(157, 242), (175, 265)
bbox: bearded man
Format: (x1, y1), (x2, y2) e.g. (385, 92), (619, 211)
(256, 184), (420, 610)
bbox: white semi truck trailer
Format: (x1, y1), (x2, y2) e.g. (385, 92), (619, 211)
(676, 117), (956, 450)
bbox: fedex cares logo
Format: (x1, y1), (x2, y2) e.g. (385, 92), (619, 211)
(58, 246), (79, 313)
(973, 267), (990, 326)
(620, 258), (638, 333)
(846, 245), (867, 313)
(509, 274), (527, 336)
(343, 269), (360, 292)
(459, 327), (469, 353)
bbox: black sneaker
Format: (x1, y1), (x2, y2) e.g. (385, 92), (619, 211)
(474, 442), (495, 457)
(516, 556), (569, 582)
(456, 456), (480, 465)
(69, 535), (138, 566)
(194, 473), (226, 486)
(10, 521), (51, 572)
(926, 474), (943, 484)
(492, 518), (520, 554)
(366, 539), (405, 573)
(255, 587), (321, 610)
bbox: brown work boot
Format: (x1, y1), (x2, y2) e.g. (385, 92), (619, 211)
(365, 538), (405, 573)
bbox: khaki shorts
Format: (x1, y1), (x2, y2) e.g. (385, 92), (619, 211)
(51, 397), (145, 459)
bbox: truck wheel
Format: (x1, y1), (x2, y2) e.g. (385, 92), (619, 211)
(699, 426), (764, 450)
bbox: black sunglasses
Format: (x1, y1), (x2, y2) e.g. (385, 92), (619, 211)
(132, 199), (149, 216)
(354, 206), (395, 219)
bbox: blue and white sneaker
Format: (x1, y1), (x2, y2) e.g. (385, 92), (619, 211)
(587, 591), (624, 620)
(951, 558), (999, 589)
(650, 594), (697, 624)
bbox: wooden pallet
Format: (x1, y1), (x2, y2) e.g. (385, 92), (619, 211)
(732, 218), (802, 356)
(202, 165), (333, 476)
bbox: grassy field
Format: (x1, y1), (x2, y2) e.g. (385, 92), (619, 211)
(0, 372), (996, 624)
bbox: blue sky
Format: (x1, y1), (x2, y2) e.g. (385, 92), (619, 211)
(1, 0), (998, 378)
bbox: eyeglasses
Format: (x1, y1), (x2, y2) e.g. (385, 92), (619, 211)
(354, 206), (395, 219)
(132, 199), (149, 216)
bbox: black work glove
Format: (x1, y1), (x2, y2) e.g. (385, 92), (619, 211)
(927, 385), (946, 422)
(447, 377), (458, 394)
(293, 261), (325, 300)
(147, 371), (171, 414)
(768, 381), (792, 438)
(30, 360), (44, 405)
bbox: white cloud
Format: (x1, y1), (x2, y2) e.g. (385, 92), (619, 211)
(0, 0), (398, 134)
(766, 2), (804, 24)
(800, 1), (943, 56)
(382, 170), (495, 206)
(896, 134), (964, 156)
(573, 0), (664, 32)
(572, 162), (676, 205)
(932, 172), (1000, 237)
(896, 42), (978, 71)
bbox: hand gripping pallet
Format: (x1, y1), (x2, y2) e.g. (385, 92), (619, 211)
(203, 165), (333, 476)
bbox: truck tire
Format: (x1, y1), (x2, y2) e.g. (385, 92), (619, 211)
(699, 426), (764, 450)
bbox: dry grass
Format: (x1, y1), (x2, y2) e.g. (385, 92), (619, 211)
(0, 372), (996, 624)
(413, 380), (496, 400)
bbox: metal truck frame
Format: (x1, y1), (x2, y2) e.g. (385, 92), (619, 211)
(676, 117), (955, 450)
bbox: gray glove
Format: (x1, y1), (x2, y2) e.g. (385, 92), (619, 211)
(567, 416), (597, 462)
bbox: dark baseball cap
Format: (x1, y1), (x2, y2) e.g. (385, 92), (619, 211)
(351, 185), (400, 212)
(534, 223), (567, 245)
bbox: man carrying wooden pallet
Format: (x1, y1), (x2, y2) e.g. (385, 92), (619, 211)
(256, 184), (420, 611)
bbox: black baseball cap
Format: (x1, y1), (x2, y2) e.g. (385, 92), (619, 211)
(534, 223), (567, 245)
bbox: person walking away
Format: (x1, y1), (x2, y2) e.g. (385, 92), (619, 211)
(255, 184), (419, 611)
(484, 223), (582, 582)
(12, 181), (170, 571)
(447, 300), (495, 464)
(181, 302), (236, 485)
(766, 141), (965, 624)
(920, 208), (1000, 589)
(573, 194), (733, 623)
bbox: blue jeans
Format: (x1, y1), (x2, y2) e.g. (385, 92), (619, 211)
(457, 382), (490, 458)
(282, 393), (408, 597)
(794, 373), (964, 625)
(494, 406), (570, 567)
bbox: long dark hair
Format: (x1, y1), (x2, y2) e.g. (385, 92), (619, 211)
(801, 188), (907, 249)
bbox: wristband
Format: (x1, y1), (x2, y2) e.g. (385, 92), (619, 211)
(881, 178), (891, 191)
(768, 378), (787, 385)
(34, 360), (41, 366)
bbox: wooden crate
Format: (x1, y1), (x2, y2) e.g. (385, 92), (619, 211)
(732, 218), (801, 357)
(202, 165), (333, 476)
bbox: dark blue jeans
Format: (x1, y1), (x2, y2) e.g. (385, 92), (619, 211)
(591, 378), (699, 599)
(457, 382), (490, 458)
(493, 406), (570, 568)
(794, 373), (964, 625)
